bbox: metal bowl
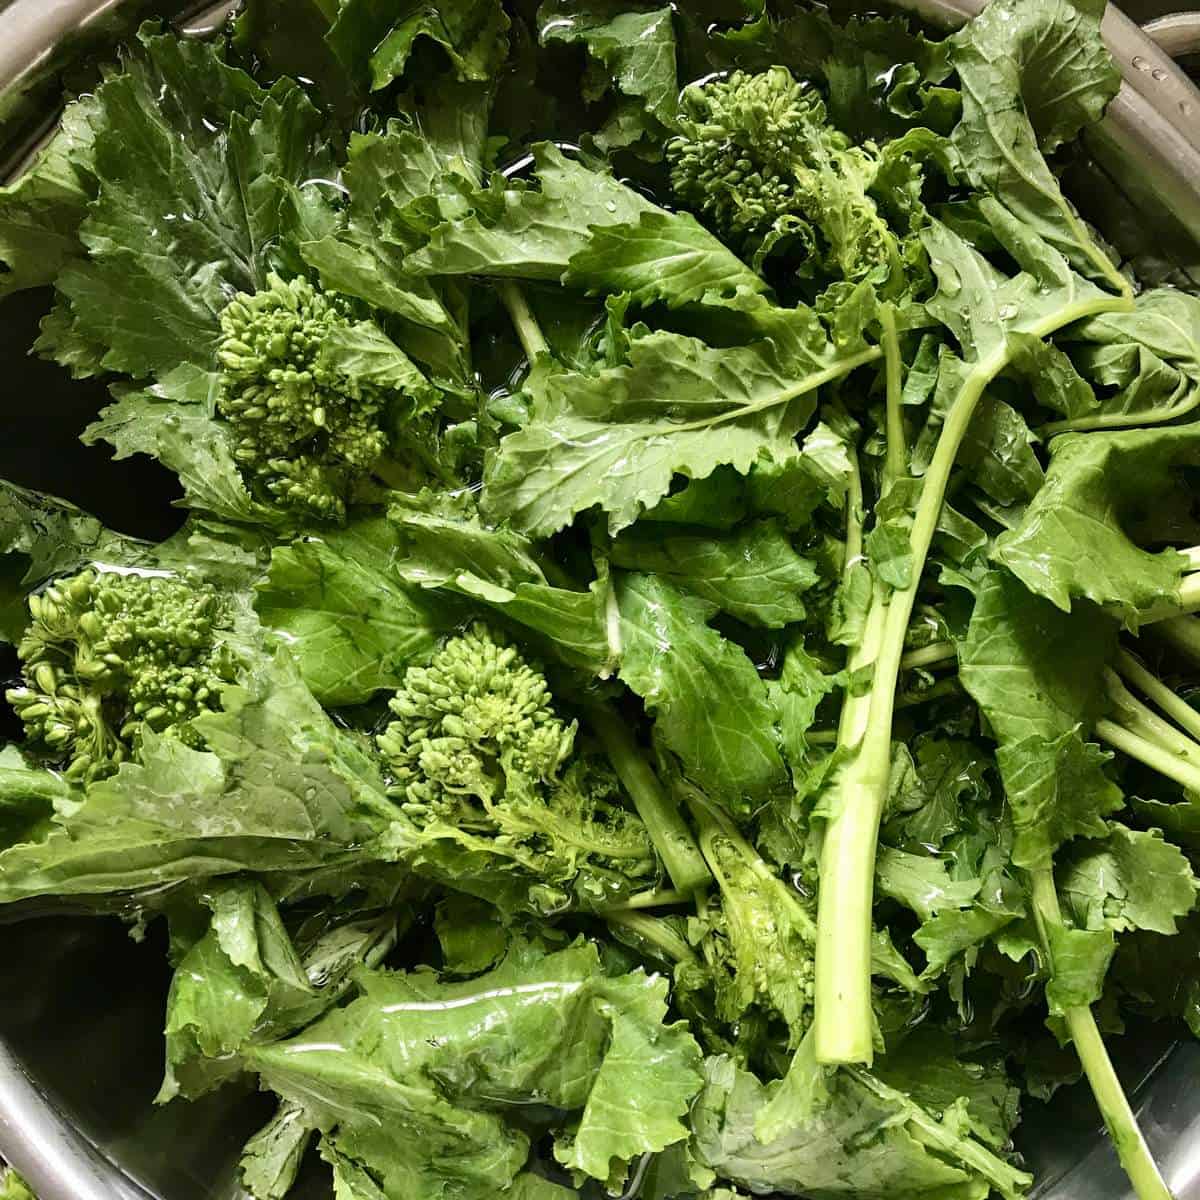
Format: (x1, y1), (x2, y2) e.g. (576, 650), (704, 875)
(3, 2), (1200, 1198)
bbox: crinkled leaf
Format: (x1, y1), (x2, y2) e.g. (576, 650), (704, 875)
(616, 573), (787, 810)
(483, 328), (854, 536)
(49, 30), (332, 379)
(1058, 826), (1198, 936)
(994, 424), (1200, 622)
(328, 0), (510, 90)
(610, 520), (816, 628)
(256, 517), (446, 706)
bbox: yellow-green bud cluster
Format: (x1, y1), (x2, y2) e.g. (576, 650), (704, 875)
(378, 623), (576, 809)
(217, 274), (388, 522)
(667, 67), (895, 283)
(6, 569), (230, 784)
(668, 68), (825, 243)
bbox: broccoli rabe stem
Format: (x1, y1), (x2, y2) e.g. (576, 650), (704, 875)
(604, 909), (697, 965)
(814, 291), (1134, 1066)
(1041, 384), (1200, 435)
(497, 281), (549, 361)
(1153, 612), (1200, 664)
(1116, 649), (1200, 743)
(587, 705), (711, 895)
(1028, 869), (1173, 1200)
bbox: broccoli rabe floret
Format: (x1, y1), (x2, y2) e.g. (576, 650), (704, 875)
(379, 622), (576, 808)
(667, 67), (897, 281)
(379, 624), (657, 910)
(217, 274), (389, 521)
(6, 569), (233, 783)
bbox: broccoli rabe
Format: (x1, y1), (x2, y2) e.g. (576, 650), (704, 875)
(684, 784), (816, 1048)
(6, 569), (233, 783)
(667, 67), (898, 280)
(217, 274), (390, 521)
(379, 624), (659, 910)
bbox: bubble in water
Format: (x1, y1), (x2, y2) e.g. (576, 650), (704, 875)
(1132, 55), (1151, 72)
(1152, 68), (1169, 82)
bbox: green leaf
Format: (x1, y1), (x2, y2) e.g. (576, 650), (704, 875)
(49, 30), (331, 379)
(994, 424), (1200, 622)
(949, 0), (1124, 289)
(249, 940), (702, 1197)
(959, 570), (1118, 745)
(327, 0), (510, 91)
(0, 482), (149, 641)
(1008, 332), (1099, 422)
(1044, 924), (1115, 1015)
(996, 731), (1124, 871)
(873, 1029), (1020, 1150)
(610, 520), (816, 628)
(53, 30), (328, 379)
(407, 144), (653, 280)
(483, 328), (866, 537)
(389, 491), (613, 674)
(256, 517), (446, 706)
(564, 209), (767, 308)
(958, 393), (1044, 508)
(0, 746), (70, 850)
(82, 367), (279, 528)
(0, 655), (398, 902)
(875, 847), (981, 922)
(240, 1101), (314, 1200)
(0, 95), (97, 298)
(914, 903), (1021, 977)
(616, 573), (787, 809)
(407, 143), (765, 307)
(1057, 826), (1198, 935)
(1061, 288), (1200, 426)
(691, 1056), (1030, 1200)
(538, 2), (679, 129)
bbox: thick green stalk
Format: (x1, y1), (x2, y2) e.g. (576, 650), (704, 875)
(879, 304), (906, 483)
(497, 280), (549, 361)
(1105, 667), (1200, 761)
(1028, 869), (1172, 1200)
(1117, 649), (1200, 744)
(814, 292), (1133, 1066)
(587, 704), (711, 894)
(1095, 718), (1200, 793)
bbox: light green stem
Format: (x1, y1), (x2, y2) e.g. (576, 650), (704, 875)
(1029, 869), (1173, 1200)
(1105, 669), (1200, 762)
(1096, 718), (1200, 793)
(1131, 574), (1200, 625)
(600, 887), (689, 912)
(1041, 385), (1200, 436)
(899, 641), (957, 671)
(814, 292), (1133, 1067)
(587, 705), (711, 894)
(1152, 612), (1200, 664)
(880, 304), (906, 485)
(1112, 654), (1200, 749)
(604, 910), (697, 965)
(497, 280), (549, 361)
